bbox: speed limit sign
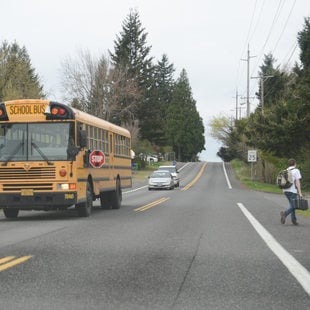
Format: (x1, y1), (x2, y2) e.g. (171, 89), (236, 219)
(248, 150), (257, 162)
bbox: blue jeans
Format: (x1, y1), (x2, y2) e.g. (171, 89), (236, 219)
(284, 191), (297, 222)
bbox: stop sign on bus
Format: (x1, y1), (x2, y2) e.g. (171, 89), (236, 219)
(89, 150), (105, 168)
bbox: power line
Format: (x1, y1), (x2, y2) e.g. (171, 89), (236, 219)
(251, 0), (286, 78)
(272, 0), (297, 55)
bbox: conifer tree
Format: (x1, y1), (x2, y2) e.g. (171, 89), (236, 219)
(256, 53), (288, 109)
(109, 9), (154, 139)
(0, 41), (44, 101)
(144, 54), (175, 145)
(166, 69), (205, 161)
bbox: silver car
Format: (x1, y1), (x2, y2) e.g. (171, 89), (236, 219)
(148, 170), (175, 190)
(158, 165), (180, 187)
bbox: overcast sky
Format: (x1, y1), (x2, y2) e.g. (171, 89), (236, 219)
(1, 0), (309, 161)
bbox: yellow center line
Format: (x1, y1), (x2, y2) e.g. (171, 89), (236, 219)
(181, 162), (207, 191)
(0, 256), (16, 264)
(0, 256), (32, 272)
(134, 197), (170, 212)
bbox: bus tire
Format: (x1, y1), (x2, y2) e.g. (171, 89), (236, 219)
(3, 208), (19, 219)
(111, 179), (122, 209)
(77, 181), (93, 217)
(99, 191), (112, 209)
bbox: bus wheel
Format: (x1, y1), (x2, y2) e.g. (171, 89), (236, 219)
(99, 191), (112, 209)
(111, 179), (122, 209)
(3, 208), (19, 219)
(77, 181), (93, 217)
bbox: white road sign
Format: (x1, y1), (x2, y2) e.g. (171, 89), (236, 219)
(248, 150), (257, 162)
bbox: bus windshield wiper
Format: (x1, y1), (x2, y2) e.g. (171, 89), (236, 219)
(1, 142), (24, 166)
(31, 142), (53, 165)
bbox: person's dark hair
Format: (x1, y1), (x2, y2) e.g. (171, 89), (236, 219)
(288, 158), (296, 166)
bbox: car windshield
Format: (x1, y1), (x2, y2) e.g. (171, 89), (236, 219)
(151, 171), (170, 178)
(0, 122), (74, 162)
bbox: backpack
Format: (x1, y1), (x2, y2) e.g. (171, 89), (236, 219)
(276, 168), (294, 189)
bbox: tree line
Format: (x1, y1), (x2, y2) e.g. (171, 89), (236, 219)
(210, 17), (310, 190)
(0, 10), (205, 162)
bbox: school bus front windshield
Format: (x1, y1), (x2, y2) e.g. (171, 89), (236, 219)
(0, 122), (74, 162)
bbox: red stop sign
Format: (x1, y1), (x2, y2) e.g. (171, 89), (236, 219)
(89, 150), (105, 168)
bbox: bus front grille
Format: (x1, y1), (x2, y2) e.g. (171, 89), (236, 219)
(3, 183), (53, 191)
(0, 166), (56, 180)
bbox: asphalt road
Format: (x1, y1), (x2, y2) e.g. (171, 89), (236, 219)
(0, 162), (309, 309)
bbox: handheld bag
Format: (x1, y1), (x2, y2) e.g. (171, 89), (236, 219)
(293, 197), (309, 210)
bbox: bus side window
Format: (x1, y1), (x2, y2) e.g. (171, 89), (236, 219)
(79, 130), (87, 148)
(110, 134), (113, 154)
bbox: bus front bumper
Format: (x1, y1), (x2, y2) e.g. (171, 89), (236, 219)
(0, 192), (77, 210)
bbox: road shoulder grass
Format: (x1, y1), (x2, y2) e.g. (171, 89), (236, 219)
(230, 159), (310, 219)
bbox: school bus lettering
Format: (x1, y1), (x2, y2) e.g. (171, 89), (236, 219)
(9, 104), (46, 115)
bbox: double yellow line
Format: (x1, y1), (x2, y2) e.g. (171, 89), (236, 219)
(0, 255), (32, 272)
(134, 197), (170, 212)
(181, 162), (207, 191)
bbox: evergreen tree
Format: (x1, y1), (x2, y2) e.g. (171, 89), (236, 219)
(294, 17), (310, 157)
(0, 41), (44, 101)
(256, 53), (288, 109)
(166, 69), (205, 161)
(109, 9), (154, 138)
(144, 54), (175, 145)
(298, 17), (310, 71)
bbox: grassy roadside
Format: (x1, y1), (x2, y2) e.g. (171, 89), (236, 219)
(230, 159), (310, 219)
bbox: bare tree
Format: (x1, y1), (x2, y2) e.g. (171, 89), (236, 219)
(60, 49), (140, 131)
(61, 49), (97, 111)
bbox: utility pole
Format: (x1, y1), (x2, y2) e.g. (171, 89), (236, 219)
(241, 45), (256, 117)
(235, 89), (239, 120)
(251, 74), (273, 115)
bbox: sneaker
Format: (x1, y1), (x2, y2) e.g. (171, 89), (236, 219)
(280, 211), (286, 224)
(292, 220), (299, 226)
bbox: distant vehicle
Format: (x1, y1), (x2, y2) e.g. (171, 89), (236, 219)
(158, 165), (180, 187)
(146, 155), (158, 163)
(148, 170), (174, 190)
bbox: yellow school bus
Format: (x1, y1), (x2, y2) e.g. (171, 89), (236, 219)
(0, 99), (132, 218)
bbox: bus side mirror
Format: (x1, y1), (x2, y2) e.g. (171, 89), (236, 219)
(79, 130), (87, 148)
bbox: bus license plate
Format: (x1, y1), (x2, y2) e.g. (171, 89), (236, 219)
(21, 189), (34, 196)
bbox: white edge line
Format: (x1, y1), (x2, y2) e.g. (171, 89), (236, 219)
(237, 202), (310, 296)
(222, 161), (232, 189)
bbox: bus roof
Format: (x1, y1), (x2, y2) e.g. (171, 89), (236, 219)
(1, 99), (130, 137)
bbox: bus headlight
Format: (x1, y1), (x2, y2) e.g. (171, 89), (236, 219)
(57, 183), (76, 190)
(57, 183), (69, 190)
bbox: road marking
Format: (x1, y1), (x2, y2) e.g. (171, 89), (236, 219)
(237, 203), (310, 296)
(134, 197), (170, 212)
(181, 162), (207, 191)
(0, 256), (32, 272)
(124, 185), (148, 194)
(222, 161), (232, 189)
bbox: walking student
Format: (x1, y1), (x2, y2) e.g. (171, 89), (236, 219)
(280, 158), (302, 225)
